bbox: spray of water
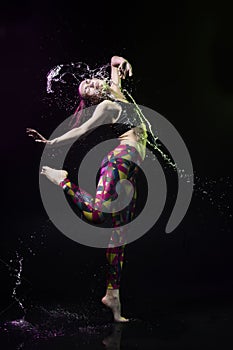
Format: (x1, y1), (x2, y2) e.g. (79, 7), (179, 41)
(123, 89), (195, 189)
(1, 59), (231, 348)
(45, 62), (111, 113)
(11, 252), (26, 317)
(45, 60), (231, 216)
(46, 62), (111, 94)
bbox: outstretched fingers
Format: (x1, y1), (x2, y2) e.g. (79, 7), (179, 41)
(26, 128), (47, 143)
(118, 61), (133, 79)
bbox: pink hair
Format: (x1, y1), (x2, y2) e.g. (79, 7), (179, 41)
(69, 98), (86, 129)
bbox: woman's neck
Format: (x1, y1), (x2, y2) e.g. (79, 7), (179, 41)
(108, 87), (128, 103)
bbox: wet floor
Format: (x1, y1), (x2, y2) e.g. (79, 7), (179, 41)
(1, 296), (233, 349)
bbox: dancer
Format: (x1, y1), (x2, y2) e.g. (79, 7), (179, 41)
(27, 55), (148, 322)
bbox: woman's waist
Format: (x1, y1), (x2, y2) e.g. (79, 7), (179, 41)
(117, 139), (146, 161)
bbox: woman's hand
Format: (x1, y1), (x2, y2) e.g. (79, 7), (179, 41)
(118, 59), (132, 79)
(26, 128), (49, 144)
(111, 56), (133, 79)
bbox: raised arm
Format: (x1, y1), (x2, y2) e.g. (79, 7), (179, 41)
(27, 100), (122, 146)
(110, 56), (133, 95)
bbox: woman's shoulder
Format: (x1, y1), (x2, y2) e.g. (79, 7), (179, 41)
(98, 99), (123, 111)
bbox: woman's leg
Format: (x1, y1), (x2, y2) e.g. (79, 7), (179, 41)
(102, 188), (138, 322)
(42, 144), (142, 322)
(59, 145), (140, 290)
(100, 145), (140, 322)
(105, 185), (138, 291)
(59, 145), (140, 225)
(59, 177), (107, 224)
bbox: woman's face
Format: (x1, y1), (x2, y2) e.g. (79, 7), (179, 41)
(78, 78), (106, 100)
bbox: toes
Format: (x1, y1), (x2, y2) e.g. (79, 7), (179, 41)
(41, 166), (49, 174)
(42, 165), (51, 171)
(114, 317), (129, 323)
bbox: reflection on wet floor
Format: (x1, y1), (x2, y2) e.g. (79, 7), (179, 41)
(0, 297), (233, 349)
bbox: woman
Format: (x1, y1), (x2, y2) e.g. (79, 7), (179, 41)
(27, 55), (148, 322)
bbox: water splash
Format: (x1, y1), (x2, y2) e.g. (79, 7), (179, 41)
(17, 219), (52, 257)
(0, 303), (113, 345)
(47, 65), (64, 93)
(46, 62), (111, 94)
(45, 60), (230, 224)
(126, 95), (232, 221)
(124, 89), (194, 185)
(46, 62), (111, 112)
(11, 252), (26, 317)
(4, 221), (52, 318)
(45, 60), (135, 115)
(193, 173), (232, 219)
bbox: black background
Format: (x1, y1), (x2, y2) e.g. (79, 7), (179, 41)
(1, 0), (233, 315)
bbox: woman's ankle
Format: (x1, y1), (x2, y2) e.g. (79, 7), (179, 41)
(106, 288), (119, 298)
(59, 177), (69, 188)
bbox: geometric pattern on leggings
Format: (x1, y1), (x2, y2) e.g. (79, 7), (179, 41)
(59, 144), (143, 289)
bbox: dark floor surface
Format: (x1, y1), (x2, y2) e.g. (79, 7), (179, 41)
(1, 294), (233, 350)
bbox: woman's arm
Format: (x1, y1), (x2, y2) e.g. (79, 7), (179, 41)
(110, 56), (133, 94)
(27, 100), (122, 146)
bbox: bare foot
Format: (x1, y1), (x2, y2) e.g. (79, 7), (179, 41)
(102, 295), (129, 323)
(41, 166), (68, 185)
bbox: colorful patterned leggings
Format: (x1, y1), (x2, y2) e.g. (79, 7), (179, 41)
(59, 144), (143, 289)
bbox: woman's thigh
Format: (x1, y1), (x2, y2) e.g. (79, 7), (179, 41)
(94, 144), (140, 217)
